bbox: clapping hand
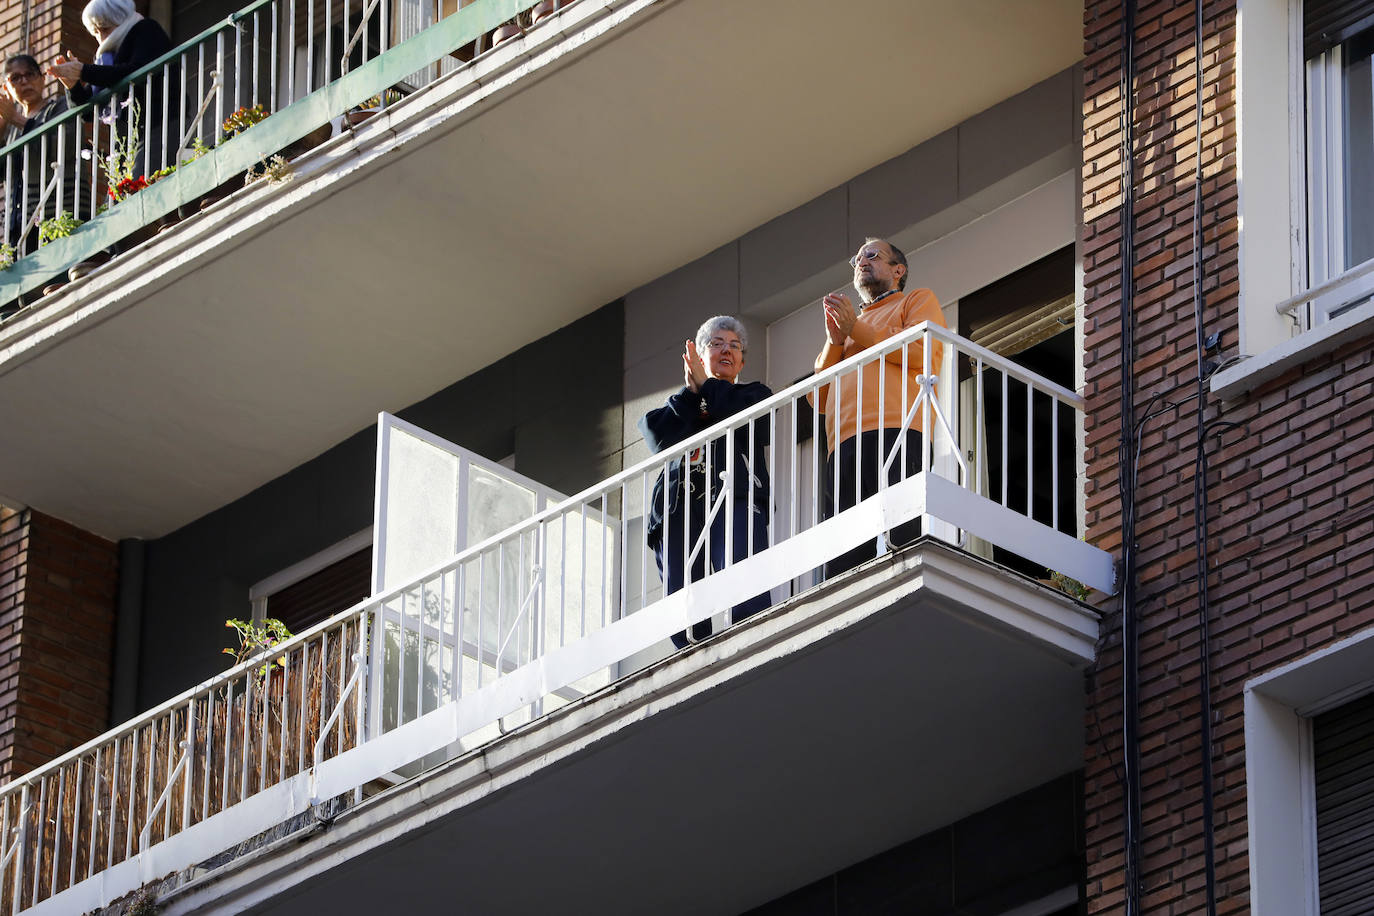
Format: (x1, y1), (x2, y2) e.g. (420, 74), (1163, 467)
(46, 53), (83, 90)
(0, 88), (19, 128)
(823, 292), (856, 345)
(683, 339), (707, 393)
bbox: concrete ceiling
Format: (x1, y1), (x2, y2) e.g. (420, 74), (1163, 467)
(0, 0), (1083, 539)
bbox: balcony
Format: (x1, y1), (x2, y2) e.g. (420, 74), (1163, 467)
(0, 325), (1113, 914)
(0, 0), (1084, 540)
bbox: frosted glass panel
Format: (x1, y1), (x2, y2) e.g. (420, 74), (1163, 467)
(380, 426), (459, 592)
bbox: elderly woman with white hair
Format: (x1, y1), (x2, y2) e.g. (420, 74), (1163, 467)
(47, 0), (174, 174)
(639, 315), (774, 649)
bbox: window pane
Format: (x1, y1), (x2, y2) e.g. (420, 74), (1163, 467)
(1344, 29), (1374, 268)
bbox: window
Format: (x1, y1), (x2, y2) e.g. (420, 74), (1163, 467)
(1302, 1), (1374, 324)
(1245, 626), (1374, 916)
(1216, 0), (1374, 397)
(1312, 692), (1374, 915)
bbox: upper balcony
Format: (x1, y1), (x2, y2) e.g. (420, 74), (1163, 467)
(0, 324), (1113, 914)
(0, 0), (1084, 541)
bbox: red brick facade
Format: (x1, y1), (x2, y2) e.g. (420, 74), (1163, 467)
(0, 0), (95, 85)
(1081, 0), (1374, 913)
(0, 507), (117, 781)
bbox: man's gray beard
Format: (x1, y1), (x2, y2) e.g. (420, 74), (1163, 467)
(854, 276), (885, 304)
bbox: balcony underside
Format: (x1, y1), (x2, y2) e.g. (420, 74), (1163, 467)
(0, 0), (1083, 538)
(159, 543), (1093, 916)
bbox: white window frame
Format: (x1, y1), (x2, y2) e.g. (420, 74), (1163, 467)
(1246, 625), (1374, 916)
(248, 525), (374, 623)
(1304, 38), (1374, 324)
(1216, 0), (1374, 399)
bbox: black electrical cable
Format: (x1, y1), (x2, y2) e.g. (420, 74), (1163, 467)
(1116, 1), (1143, 914)
(1190, 0), (1220, 912)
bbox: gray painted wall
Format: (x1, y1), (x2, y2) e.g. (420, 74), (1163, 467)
(129, 65), (1078, 710)
(133, 302), (624, 709)
(621, 67), (1078, 470)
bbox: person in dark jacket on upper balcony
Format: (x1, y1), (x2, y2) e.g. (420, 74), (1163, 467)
(639, 315), (773, 649)
(47, 0), (175, 177)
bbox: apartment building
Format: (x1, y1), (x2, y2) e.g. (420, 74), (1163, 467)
(0, 0), (1367, 913)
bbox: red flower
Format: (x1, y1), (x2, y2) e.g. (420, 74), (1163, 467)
(108, 175), (150, 201)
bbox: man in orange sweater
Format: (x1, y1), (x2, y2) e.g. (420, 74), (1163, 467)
(813, 237), (947, 577)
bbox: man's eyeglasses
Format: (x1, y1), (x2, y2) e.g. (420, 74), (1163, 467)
(5, 71), (40, 84)
(849, 247), (890, 267)
(705, 338), (743, 353)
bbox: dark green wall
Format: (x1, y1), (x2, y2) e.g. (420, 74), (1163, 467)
(134, 301), (624, 709)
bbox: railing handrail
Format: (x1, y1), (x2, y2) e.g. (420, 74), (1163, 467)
(1274, 254), (1374, 315)
(0, 320), (1082, 802)
(0, 0), (275, 162)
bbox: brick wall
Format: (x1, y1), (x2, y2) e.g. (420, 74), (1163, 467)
(1081, 0), (1374, 913)
(0, 507), (118, 781)
(0, 0), (95, 87)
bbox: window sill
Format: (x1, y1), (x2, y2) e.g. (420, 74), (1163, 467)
(1211, 298), (1374, 401)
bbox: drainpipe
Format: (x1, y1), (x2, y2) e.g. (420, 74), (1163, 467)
(111, 538), (146, 724)
(1116, 1), (1144, 915)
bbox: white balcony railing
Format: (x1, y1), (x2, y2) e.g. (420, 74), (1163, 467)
(0, 323), (1113, 914)
(0, 0), (569, 301)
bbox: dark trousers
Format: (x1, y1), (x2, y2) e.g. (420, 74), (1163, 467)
(655, 498), (771, 649)
(822, 428), (925, 579)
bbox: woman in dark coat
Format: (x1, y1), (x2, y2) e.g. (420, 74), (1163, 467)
(639, 315), (773, 648)
(47, 0), (175, 177)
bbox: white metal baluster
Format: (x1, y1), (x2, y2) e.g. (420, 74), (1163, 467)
(832, 373), (841, 521)
(440, 569), (451, 703)
(3, 154), (13, 248)
(50, 768), (64, 899)
(286, 0), (296, 103)
(29, 778), (46, 907)
(141, 74), (152, 171)
(69, 760), (82, 889)
(811, 383), (821, 531)
(723, 425), (735, 572)
(393, 593), (405, 729)
(558, 505), (568, 647)
(475, 557), (485, 687)
(254, 10), (262, 107)
(159, 62), (169, 171)
(18, 147), (30, 244)
(602, 491), (611, 627)
(214, 32), (226, 144)
(235, 18), (244, 114)
(276, 657), (288, 783)
(124, 729), (139, 861)
(196, 44), (206, 144)
(220, 684), (233, 811)
(320, 630), (333, 750)
(336, 624), (349, 750)
(202, 687), (215, 820)
(976, 358), (985, 495)
(856, 355), (865, 512)
(53, 129), (65, 223)
(417, 579), (427, 717)
(10, 784), (30, 913)
(87, 748), (102, 880)
(789, 397), (799, 541)
(325, 0), (333, 83)
(106, 736), (120, 868)
(1001, 372), (1009, 507)
(579, 502), (588, 638)
(240, 677), (253, 804)
(1052, 396), (1060, 530)
(454, 563), (465, 701)
(1026, 384), (1033, 517)
(901, 342), (911, 480)
(354, 622), (369, 764)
